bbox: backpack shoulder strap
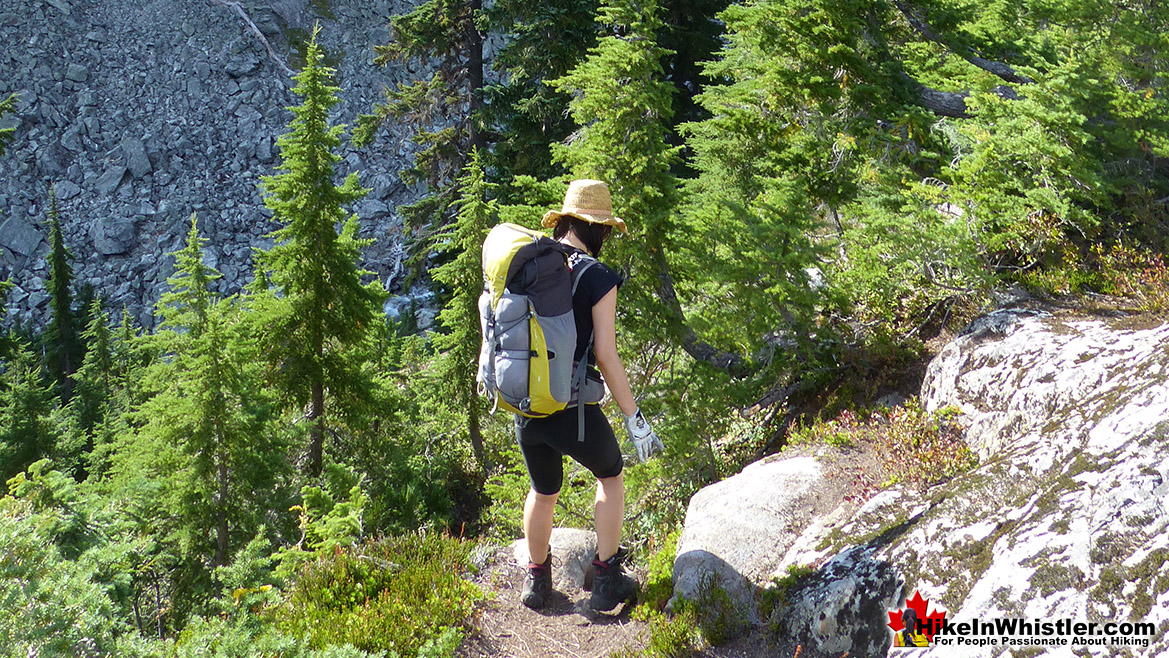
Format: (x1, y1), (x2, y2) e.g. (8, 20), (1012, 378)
(570, 255), (599, 296)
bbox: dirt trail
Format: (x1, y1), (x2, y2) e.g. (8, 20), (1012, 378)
(457, 546), (649, 658)
(457, 546), (788, 658)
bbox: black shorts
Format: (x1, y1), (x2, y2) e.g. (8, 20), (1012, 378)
(516, 404), (624, 495)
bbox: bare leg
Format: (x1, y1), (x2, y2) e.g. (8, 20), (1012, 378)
(524, 488), (558, 563)
(594, 473), (625, 561)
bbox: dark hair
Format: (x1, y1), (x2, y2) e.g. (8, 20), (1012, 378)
(553, 215), (612, 257)
(902, 608), (919, 632)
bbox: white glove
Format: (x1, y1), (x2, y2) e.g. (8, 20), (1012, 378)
(624, 409), (664, 463)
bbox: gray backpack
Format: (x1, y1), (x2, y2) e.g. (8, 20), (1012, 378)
(477, 223), (604, 439)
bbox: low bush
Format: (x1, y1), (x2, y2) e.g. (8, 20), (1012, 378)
(277, 533), (482, 656)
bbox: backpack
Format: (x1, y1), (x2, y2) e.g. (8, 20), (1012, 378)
(477, 223), (604, 437)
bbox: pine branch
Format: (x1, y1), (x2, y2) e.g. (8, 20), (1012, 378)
(893, 0), (1033, 85)
(206, 0), (296, 78)
(649, 248), (747, 375)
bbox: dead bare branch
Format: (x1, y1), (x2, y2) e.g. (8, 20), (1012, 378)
(207, 0), (296, 78)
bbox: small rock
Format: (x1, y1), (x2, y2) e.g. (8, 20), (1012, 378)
(225, 54), (260, 78)
(65, 63), (89, 83)
(61, 127), (84, 152)
(94, 165), (127, 195)
(54, 180), (82, 200)
(511, 528), (598, 592)
(121, 136), (152, 179)
(91, 217), (136, 256)
(44, 0), (71, 16)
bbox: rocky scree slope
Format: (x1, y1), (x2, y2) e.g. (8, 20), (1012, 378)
(673, 308), (1169, 657)
(0, 0), (422, 329)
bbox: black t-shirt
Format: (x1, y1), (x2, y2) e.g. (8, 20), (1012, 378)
(567, 248), (623, 364)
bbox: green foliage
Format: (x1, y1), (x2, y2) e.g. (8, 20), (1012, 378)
(550, 0), (685, 349)
(612, 605), (701, 658)
(1097, 244), (1169, 313)
(0, 342), (59, 483)
(692, 571), (745, 646)
(432, 149), (492, 472)
(758, 563), (816, 622)
(256, 27), (386, 477)
(481, 0), (599, 190)
(635, 529), (680, 614)
(0, 460), (162, 656)
(277, 534), (482, 655)
(788, 409), (863, 448)
(0, 489), (122, 655)
(43, 187), (83, 401)
(874, 400), (974, 488)
(0, 93), (15, 157)
(288, 463), (369, 557)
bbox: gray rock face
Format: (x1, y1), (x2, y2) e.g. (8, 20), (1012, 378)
(0, 0), (425, 330)
(511, 528), (598, 593)
(887, 314), (1169, 656)
(672, 311), (1169, 656)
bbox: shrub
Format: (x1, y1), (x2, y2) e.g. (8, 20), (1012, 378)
(277, 533), (482, 655)
(876, 400), (975, 489)
(1097, 244), (1169, 313)
(636, 530), (681, 614)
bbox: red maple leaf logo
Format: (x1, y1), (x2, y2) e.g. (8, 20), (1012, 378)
(887, 590), (948, 641)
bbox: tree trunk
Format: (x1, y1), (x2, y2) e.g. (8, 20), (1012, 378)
(467, 0), (486, 154)
(308, 380), (324, 477)
(468, 394), (488, 474)
(649, 246), (747, 374)
(215, 449), (230, 567)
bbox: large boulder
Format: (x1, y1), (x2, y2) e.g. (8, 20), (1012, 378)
(0, 217), (42, 257)
(511, 528), (598, 593)
(670, 446), (879, 636)
(671, 456), (824, 628)
(672, 309), (1169, 657)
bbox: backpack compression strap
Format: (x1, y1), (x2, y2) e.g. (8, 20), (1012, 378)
(570, 256), (598, 442)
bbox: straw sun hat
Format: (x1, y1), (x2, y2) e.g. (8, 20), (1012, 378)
(541, 179), (628, 234)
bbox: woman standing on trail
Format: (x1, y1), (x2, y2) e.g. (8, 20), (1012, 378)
(518, 179), (665, 612)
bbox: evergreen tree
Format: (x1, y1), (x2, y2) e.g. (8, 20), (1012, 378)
(431, 149), (491, 473)
(44, 188), (82, 401)
(257, 28), (386, 477)
(134, 217), (289, 570)
(0, 280), (12, 359)
(358, 0), (485, 252)
(65, 298), (122, 481)
(481, 0), (599, 191)
(0, 341), (58, 483)
(550, 0), (742, 372)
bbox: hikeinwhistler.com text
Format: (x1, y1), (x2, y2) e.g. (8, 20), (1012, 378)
(919, 617), (1156, 648)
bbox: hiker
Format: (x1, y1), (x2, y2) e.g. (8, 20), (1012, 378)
(893, 608), (929, 647)
(518, 179), (664, 611)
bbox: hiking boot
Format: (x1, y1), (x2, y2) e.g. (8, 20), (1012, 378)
(590, 547), (637, 612)
(521, 551), (553, 609)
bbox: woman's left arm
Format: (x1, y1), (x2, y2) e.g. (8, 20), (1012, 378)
(591, 287), (638, 417)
